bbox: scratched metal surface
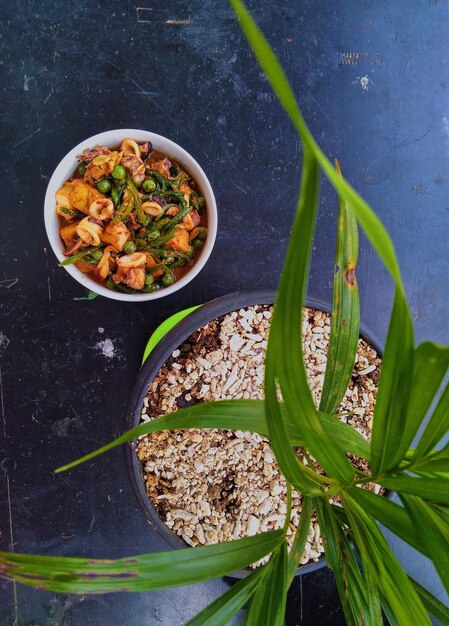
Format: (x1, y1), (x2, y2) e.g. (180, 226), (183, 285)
(1, 0), (449, 624)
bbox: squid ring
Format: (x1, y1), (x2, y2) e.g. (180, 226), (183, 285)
(89, 198), (114, 221)
(142, 201), (164, 217)
(120, 138), (140, 157)
(76, 217), (103, 246)
(116, 252), (147, 269)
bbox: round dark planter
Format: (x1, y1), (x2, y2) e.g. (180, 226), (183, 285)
(124, 289), (383, 578)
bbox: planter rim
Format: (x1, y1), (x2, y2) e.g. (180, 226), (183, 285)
(124, 289), (384, 578)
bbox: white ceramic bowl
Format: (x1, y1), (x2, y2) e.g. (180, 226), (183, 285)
(44, 129), (217, 301)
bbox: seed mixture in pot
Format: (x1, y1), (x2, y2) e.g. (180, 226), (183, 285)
(137, 306), (382, 566)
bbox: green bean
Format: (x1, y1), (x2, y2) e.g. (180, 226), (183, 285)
(144, 273), (154, 286)
(111, 181), (126, 207)
(151, 227), (178, 247)
(143, 247), (181, 258)
(59, 207), (78, 217)
(158, 190), (187, 209)
(145, 170), (168, 190)
(91, 249), (104, 261)
(105, 277), (116, 290)
(127, 176), (146, 225)
(112, 192), (134, 224)
(146, 217), (169, 234)
(84, 256), (98, 265)
(146, 168), (189, 192)
(58, 246), (99, 266)
(163, 203), (193, 231)
(77, 162), (87, 176)
(135, 238), (147, 249)
(147, 229), (160, 241)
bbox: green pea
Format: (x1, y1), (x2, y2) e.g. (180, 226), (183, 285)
(135, 238), (147, 249)
(96, 178), (111, 194)
(162, 273), (175, 286)
(142, 178), (157, 193)
(196, 227), (207, 240)
(77, 162), (87, 175)
(192, 238), (204, 250)
(106, 278), (116, 290)
(112, 165), (126, 180)
(197, 196), (206, 208)
(144, 273), (154, 286)
(123, 241), (137, 254)
(185, 245), (195, 259)
(143, 283), (161, 293)
(147, 229), (160, 241)
(91, 249), (104, 261)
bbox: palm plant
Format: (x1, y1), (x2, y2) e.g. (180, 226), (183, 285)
(2, 2), (449, 624)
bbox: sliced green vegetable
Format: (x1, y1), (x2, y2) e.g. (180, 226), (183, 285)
(127, 176), (146, 225)
(58, 246), (99, 266)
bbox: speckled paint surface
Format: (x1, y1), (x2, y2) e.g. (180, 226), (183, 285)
(1, 1), (449, 624)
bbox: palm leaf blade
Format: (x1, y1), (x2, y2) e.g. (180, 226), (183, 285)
(56, 400), (369, 474)
(401, 494), (449, 595)
(370, 291), (414, 474)
(413, 379), (449, 461)
(410, 578), (449, 626)
(320, 160), (360, 415)
(287, 495), (312, 583)
(0, 530), (283, 593)
(185, 567), (264, 626)
(245, 542), (288, 626)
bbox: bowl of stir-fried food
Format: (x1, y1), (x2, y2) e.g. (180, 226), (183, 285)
(44, 130), (217, 300)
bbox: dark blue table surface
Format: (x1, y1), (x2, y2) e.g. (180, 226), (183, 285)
(1, 1), (448, 624)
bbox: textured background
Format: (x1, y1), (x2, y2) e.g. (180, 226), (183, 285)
(1, 0), (449, 624)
